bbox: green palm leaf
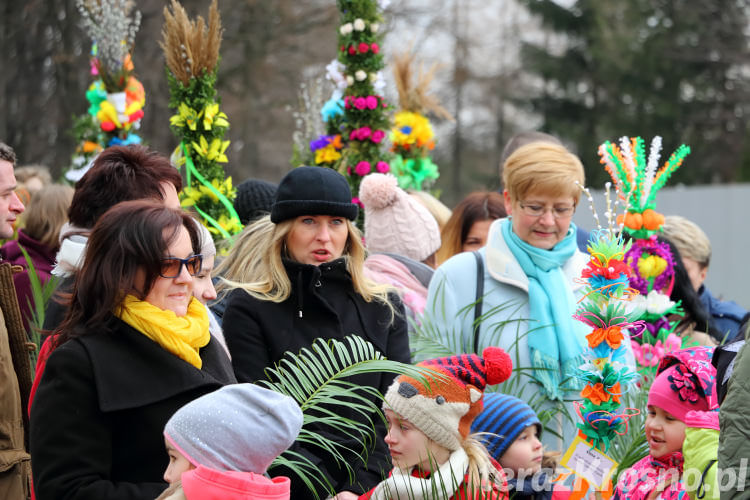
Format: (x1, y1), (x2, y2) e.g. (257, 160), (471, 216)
(19, 245), (58, 376)
(259, 335), (439, 499)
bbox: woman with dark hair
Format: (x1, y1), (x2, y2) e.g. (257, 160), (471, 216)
(221, 166), (410, 499)
(435, 191), (506, 265)
(30, 200), (235, 500)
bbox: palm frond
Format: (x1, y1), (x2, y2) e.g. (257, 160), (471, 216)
(609, 385), (649, 480)
(18, 246), (58, 374)
(260, 335), (439, 499)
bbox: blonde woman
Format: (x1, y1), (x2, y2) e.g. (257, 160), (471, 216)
(1, 184), (73, 334)
(221, 166), (410, 499)
(425, 142), (594, 451)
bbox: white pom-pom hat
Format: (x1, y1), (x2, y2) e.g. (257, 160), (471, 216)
(358, 173), (441, 262)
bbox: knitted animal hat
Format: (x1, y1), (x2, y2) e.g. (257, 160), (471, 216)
(234, 178), (277, 225)
(470, 393), (541, 461)
(359, 173), (441, 262)
(384, 347), (513, 451)
(648, 346), (717, 422)
(164, 383), (303, 473)
(271, 166), (358, 223)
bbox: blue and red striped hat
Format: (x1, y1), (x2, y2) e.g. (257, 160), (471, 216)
(471, 393), (541, 460)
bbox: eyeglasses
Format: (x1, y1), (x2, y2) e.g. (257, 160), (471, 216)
(518, 201), (575, 219)
(159, 255), (203, 278)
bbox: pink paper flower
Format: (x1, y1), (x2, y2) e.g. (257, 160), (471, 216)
(358, 42), (370, 54)
(357, 127), (372, 140)
(349, 130), (357, 141)
(354, 97), (367, 110)
(376, 161), (390, 173)
(351, 197), (364, 208)
(371, 43), (380, 54)
(348, 45), (357, 55)
(346, 167), (352, 175)
(371, 130), (385, 143)
(632, 341), (664, 367)
(365, 95), (378, 110)
(664, 333), (682, 353)
(354, 161), (371, 176)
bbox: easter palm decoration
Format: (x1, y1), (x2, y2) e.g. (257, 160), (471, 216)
(161, 0), (242, 242)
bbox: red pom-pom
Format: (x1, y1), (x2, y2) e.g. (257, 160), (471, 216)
(482, 347), (512, 385)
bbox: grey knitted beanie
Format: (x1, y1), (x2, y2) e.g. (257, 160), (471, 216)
(164, 384), (303, 473)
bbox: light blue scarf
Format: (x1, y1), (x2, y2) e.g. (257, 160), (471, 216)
(501, 218), (585, 400)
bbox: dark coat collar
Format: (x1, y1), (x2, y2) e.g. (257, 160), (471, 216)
(79, 317), (236, 412)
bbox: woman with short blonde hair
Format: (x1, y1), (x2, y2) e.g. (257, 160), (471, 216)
(426, 141), (602, 451)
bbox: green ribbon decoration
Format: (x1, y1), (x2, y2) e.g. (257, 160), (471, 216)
(181, 141), (242, 240)
(392, 155), (440, 191)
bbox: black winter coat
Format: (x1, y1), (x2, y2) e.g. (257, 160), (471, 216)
(30, 315), (236, 500)
(222, 258), (410, 499)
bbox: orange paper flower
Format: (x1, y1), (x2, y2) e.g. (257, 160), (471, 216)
(586, 326), (624, 349)
(581, 382), (610, 405)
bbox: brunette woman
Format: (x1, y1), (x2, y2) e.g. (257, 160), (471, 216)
(30, 200), (235, 500)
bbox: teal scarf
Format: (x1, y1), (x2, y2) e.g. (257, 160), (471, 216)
(501, 218), (585, 400)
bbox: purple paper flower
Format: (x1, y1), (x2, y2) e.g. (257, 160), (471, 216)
(625, 235), (675, 294)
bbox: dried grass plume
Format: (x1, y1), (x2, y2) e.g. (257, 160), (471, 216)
(161, 0), (222, 85)
(392, 49), (454, 121)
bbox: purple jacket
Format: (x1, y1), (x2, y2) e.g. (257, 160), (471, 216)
(0, 230), (56, 336)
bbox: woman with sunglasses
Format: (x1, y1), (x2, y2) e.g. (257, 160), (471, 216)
(425, 141), (594, 451)
(220, 166), (410, 499)
(30, 200), (235, 500)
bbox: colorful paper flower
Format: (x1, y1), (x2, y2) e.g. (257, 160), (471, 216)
(191, 136), (230, 163)
(586, 326), (624, 350)
(631, 341), (664, 367)
(170, 102), (201, 131)
(202, 102), (229, 130)
(376, 161), (390, 173)
(354, 161), (371, 176)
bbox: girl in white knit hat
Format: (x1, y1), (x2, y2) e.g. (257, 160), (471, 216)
(334, 347), (513, 500)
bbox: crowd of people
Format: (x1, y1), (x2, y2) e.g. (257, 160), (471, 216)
(0, 135), (748, 500)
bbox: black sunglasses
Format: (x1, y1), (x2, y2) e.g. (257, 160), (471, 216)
(159, 254), (203, 279)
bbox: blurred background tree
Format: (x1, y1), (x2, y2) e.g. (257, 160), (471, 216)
(2, 0), (750, 205)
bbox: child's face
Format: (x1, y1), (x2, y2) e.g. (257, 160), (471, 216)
(163, 438), (195, 484)
(384, 409), (450, 472)
(499, 425), (543, 475)
(645, 405), (686, 458)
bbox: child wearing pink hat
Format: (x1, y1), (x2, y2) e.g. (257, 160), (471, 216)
(157, 383), (303, 500)
(613, 347), (720, 500)
(332, 347), (513, 500)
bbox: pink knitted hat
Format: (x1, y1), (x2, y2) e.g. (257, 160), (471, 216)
(648, 364), (710, 422)
(359, 173), (441, 262)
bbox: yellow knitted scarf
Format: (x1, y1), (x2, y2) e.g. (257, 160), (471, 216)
(116, 294), (210, 369)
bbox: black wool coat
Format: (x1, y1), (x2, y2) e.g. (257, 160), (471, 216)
(222, 258), (411, 499)
(30, 316), (236, 500)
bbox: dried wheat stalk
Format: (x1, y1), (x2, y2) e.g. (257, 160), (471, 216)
(160, 0), (222, 86)
(392, 50), (454, 121)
